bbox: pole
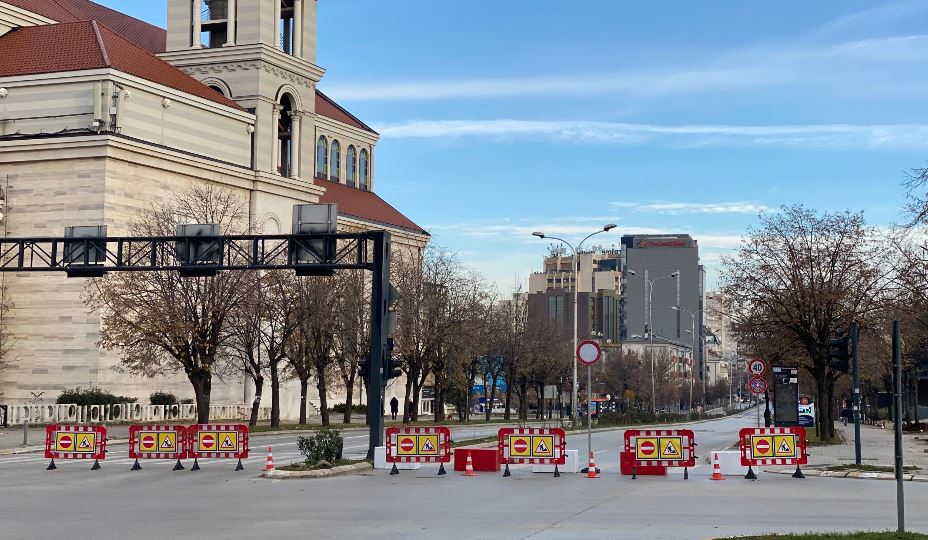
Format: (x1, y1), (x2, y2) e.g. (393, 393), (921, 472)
(851, 321), (861, 465)
(587, 363), (592, 465)
(689, 316), (695, 419)
(572, 250), (578, 428)
(365, 231), (391, 460)
(893, 320), (905, 533)
(648, 279), (655, 413)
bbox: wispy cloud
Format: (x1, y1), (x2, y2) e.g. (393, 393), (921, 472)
(324, 33), (928, 102)
(609, 201), (772, 215)
(375, 120), (928, 149)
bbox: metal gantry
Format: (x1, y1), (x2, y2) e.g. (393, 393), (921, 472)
(0, 230), (393, 460)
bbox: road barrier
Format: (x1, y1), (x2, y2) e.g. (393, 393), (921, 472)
(624, 429), (696, 480)
(128, 425), (189, 471)
(188, 424), (249, 471)
(498, 427), (566, 477)
(44, 424), (107, 470)
(385, 426), (451, 475)
(739, 427), (807, 479)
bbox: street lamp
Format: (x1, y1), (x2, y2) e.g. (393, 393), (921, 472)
(673, 306), (704, 419)
(627, 270), (679, 413)
(532, 224), (616, 428)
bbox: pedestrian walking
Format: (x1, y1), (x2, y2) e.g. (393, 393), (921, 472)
(390, 397), (398, 420)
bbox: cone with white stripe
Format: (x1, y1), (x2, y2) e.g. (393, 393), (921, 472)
(710, 451), (724, 480)
(586, 452), (599, 478)
(463, 451), (477, 477)
(264, 446), (275, 472)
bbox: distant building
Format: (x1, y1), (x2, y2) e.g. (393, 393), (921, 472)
(620, 234), (705, 381)
(527, 251), (622, 343)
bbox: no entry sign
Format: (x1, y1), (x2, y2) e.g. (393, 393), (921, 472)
(576, 340), (602, 366)
(386, 426), (451, 463)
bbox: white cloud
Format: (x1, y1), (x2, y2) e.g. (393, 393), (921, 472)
(323, 32), (928, 102)
(609, 201), (771, 215)
(374, 119), (928, 149)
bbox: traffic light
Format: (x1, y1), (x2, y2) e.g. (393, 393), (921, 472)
(384, 338), (402, 381)
(827, 336), (850, 373)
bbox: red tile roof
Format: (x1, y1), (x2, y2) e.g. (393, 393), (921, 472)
(318, 179), (427, 235)
(0, 21), (243, 110)
(316, 90), (377, 134)
(3, 0), (166, 53)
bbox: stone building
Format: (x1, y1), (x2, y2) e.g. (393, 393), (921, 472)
(0, 0), (429, 417)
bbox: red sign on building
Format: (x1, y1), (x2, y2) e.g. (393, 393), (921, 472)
(386, 426), (451, 463)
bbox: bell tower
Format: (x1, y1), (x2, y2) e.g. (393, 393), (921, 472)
(160, 0), (325, 182)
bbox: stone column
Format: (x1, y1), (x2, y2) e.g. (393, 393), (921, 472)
(273, 0), (282, 49)
(223, 0), (236, 46)
(293, 0), (303, 58)
(271, 105), (281, 175)
(290, 110), (303, 179)
(192, 0), (202, 48)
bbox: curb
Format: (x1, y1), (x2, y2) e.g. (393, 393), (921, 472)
(765, 468), (928, 482)
(261, 462), (372, 479)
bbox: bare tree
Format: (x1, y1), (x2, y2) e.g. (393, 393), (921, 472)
(332, 269), (368, 424)
(85, 185), (253, 423)
(721, 205), (892, 440)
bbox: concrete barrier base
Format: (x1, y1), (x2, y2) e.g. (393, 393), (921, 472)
(373, 446), (421, 470)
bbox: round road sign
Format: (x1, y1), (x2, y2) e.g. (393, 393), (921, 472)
(399, 437), (415, 453)
(639, 440), (656, 457)
(513, 439), (528, 454)
(201, 434), (215, 448)
(141, 434), (156, 450)
(59, 435), (73, 448)
(748, 376), (767, 395)
(748, 359), (767, 377)
(576, 340), (602, 366)
(756, 438), (771, 454)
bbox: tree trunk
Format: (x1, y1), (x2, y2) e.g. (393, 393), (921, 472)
(249, 374), (264, 427)
(316, 372), (330, 426)
(189, 367), (212, 424)
(519, 381), (528, 420)
(504, 383), (513, 421)
(486, 381), (497, 422)
(299, 377), (309, 425)
(403, 368), (415, 424)
(412, 374), (426, 422)
(815, 371), (830, 441)
(434, 384), (444, 422)
(270, 361), (281, 428)
(343, 382), (354, 425)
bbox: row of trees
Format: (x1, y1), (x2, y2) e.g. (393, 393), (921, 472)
(721, 169), (928, 440)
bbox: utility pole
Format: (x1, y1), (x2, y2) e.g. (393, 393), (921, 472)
(893, 320), (905, 533)
(851, 321), (861, 465)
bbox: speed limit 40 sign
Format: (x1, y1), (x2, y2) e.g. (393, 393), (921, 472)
(748, 359), (767, 377)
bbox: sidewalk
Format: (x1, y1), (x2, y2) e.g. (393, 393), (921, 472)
(803, 422), (928, 471)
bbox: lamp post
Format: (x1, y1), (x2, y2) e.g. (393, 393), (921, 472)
(673, 306), (704, 419)
(532, 224), (616, 428)
(628, 270), (679, 413)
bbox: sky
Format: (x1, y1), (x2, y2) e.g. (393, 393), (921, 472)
(98, 0), (928, 294)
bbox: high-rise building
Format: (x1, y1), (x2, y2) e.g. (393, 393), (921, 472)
(620, 234), (705, 380)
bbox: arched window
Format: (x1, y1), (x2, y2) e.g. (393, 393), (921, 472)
(277, 95), (294, 177)
(330, 140), (341, 181)
(346, 145), (357, 188)
(208, 85), (225, 97)
(316, 135), (328, 179)
(359, 148), (369, 190)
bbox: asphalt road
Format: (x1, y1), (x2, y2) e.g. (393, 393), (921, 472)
(2, 410), (926, 540)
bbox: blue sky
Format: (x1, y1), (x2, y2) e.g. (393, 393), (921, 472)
(100, 0), (928, 293)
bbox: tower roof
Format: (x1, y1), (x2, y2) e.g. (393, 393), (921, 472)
(3, 0), (166, 53)
(0, 21), (243, 111)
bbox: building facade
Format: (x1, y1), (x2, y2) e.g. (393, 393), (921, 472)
(0, 0), (429, 417)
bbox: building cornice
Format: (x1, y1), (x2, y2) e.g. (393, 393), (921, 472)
(158, 44), (326, 89)
(0, 2), (57, 27)
(314, 115), (380, 146)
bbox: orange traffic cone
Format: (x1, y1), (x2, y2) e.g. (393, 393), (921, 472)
(463, 451), (477, 477)
(265, 446), (275, 472)
(710, 451), (724, 481)
(586, 452), (599, 478)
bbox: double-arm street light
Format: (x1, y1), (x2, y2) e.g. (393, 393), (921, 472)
(627, 270), (679, 413)
(672, 306), (704, 419)
(532, 224), (616, 428)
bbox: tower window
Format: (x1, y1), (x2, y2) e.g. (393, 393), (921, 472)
(346, 145), (357, 188)
(277, 95), (295, 177)
(359, 148), (369, 191)
(316, 135), (328, 179)
(330, 140), (341, 181)
(200, 0), (228, 48)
